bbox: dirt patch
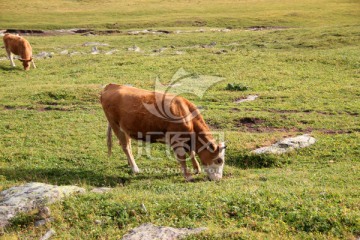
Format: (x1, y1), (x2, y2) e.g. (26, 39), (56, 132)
(246, 26), (289, 31)
(3, 29), (122, 36)
(5, 29), (45, 35)
(237, 117), (265, 126)
(266, 109), (339, 116)
(3, 105), (73, 112)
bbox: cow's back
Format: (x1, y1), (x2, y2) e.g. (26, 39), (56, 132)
(3, 34), (32, 58)
(101, 84), (195, 140)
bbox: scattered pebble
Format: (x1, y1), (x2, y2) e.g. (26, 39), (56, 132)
(127, 45), (141, 52)
(34, 219), (47, 227)
(59, 50), (69, 55)
(40, 229), (56, 240)
(91, 46), (100, 54)
(35, 52), (54, 59)
(105, 49), (119, 55)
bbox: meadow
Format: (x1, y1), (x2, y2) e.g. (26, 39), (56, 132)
(0, 0), (359, 239)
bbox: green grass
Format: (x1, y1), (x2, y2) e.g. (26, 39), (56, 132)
(0, 0), (359, 29)
(0, 0), (360, 239)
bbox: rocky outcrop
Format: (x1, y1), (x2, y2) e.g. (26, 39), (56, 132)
(0, 182), (85, 228)
(252, 134), (316, 154)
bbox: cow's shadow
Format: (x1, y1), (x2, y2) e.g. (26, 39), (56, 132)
(0, 165), (186, 187)
(0, 65), (18, 71)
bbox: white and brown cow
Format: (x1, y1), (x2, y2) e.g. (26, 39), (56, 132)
(100, 84), (226, 181)
(3, 33), (36, 70)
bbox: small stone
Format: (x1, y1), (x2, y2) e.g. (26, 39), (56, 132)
(59, 50), (68, 55)
(127, 45), (141, 52)
(40, 229), (55, 240)
(91, 46), (100, 54)
(141, 203), (147, 213)
(90, 187), (112, 194)
(38, 207), (51, 219)
(94, 220), (102, 225)
(105, 49), (119, 55)
(34, 219), (47, 227)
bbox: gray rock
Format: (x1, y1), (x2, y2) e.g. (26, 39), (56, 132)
(105, 49), (119, 55)
(252, 134), (316, 154)
(94, 219), (102, 225)
(34, 219), (49, 227)
(121, 223), (206, 240)
(91, 46), (100, 54)
(0, 182), (85, 228)
(59, 50), (69, 55)
(153, 48), (167, 53)
(235, 95), (258, 103)
(82, 42), (109, 47)
(90, 187), (113, 194)
(35, 52), (54, 59)
(38, 206), (51, 219)
(40, 229), (56, 240)
(69, 51), (80, 56)
(127, 45), (141, 52)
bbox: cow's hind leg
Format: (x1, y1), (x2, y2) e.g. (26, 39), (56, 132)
(118, 131), (140, 173)
(6, 49), (15, 67)
(174, 147), (193, 181)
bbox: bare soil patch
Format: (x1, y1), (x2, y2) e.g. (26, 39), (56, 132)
(246, 26), (289, 31)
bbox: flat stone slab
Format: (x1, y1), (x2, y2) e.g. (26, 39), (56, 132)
(90, 187), (113, 194)
(235, 95), (258, 103)
(121, 223), (206, 240)
(0, 182), (85, 228)
(252, 134), (316, 154)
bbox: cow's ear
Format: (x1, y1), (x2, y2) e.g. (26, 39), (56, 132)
(207, 142), (216, 152)
(219, 142), (226, 150)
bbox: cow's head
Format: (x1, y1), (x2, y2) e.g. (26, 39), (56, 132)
(198, 142), (226, 181)
(19, 58), (32, 70)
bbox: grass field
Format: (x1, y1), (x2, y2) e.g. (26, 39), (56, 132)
(0, 0), (359, 239)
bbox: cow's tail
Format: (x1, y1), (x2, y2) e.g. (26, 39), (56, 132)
(107, 123), (112, 157)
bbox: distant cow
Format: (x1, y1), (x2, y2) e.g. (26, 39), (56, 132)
(3, 33), (36, 70)
(100, 84), (226, 181)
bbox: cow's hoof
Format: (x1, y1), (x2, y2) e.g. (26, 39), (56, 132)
(132, 167), (140, 174)
(194, 168), (201, 175)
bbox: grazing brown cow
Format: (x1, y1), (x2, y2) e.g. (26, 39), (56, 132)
(100, 84), (226, 181)
(3, 33), (36, 70)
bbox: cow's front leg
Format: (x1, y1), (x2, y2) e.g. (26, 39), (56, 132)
(31, 59), (36, 69)
(189, 151), (201, 174)
(174, 147), (193, 181)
